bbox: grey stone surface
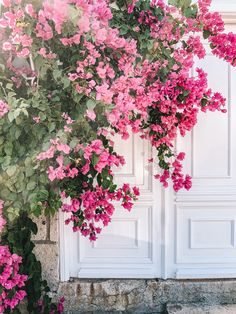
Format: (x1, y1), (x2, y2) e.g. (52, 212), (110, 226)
(167, 304), (236, 314)
(57, 280), (163, 313)
(33, 215), (236, 313)
(34, 243), (59, 291)
(50, 213), (59, 242)
(31, 215), (48, 241)
(56, 279), (236, 313)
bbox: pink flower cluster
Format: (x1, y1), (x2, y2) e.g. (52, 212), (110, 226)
(75, 139), (125, 174)
(47, 155), (78, 182)
(36, 138), (78, 182)
(38, 135), (139, 240)
(0, 3), (32, 58)
(0, 101), (9, 118)
(0, 245), (27, 313)
(1, 0), (236, 235)
(36, 138), (71, 161)
(197, 0), (224, 35)
(1, 0), (234, 194)
(62, 184), (139, 241)
(209, 33), (236, 66)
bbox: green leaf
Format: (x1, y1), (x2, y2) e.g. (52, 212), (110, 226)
(201, 98), (208, 107)
(25, 167), (34, 177)
(8, 91), (16, 98)
(91, 153), (99, 166)
(21, 108), (29, 117)
(68, 5), (80, 26)
(62, 77), (70, 88)
(8, 111), (15, 123)
(183, 4), (198, 18)
(203, 29), (212, 39)
(6, 165), (17, 177)
(6, 207), (20, 221)
(13, 108), (21, 119)
(4, 142), (13, 155)
(52, 69), (62, 80)
(6, 83), (13, 90)
(169, 0), (192, 13)
(27, 181), (37, 191)
(101, 178), (111, 189)
(69, 138), (78, 149)
(0, 64), (5, 71)
(48, 122), (56, 133)
(86, 99), (96, 110)
(183, 90), (190, 97)
(168, 0), (180, 7)
(109, 184), (117, 193)
(36, 190), (49, 202)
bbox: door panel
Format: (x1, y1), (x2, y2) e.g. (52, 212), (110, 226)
(60, 19), (236, 282)
(61, 133), (161, 279)
(166, 24), (236, 279)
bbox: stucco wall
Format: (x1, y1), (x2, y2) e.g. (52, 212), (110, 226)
(33, 216), (236, 313)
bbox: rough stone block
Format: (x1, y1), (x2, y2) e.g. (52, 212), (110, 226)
(50, 214), (59, 242)
(34, 243), (59, 291)
(167, 304), (236, 314)
(31, 215), (48, 241)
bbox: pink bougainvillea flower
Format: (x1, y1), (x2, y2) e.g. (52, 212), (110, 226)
(0, 244), (27, 311)
(33, 116), (41, 124)
(86, 109), (96, 121)
(2, 41), (12, 51)
(16, 48), (30, 58)
(0, 101), (9, 118)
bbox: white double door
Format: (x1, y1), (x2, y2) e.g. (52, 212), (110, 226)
(60, 22), (236, 281)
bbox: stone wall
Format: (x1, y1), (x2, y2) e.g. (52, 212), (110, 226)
(33, 216), (236, 313)
(32, 215), (60, 292)
(58, 279), (236, 313)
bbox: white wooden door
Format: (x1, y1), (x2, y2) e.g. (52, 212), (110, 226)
(60, 6), (236, 281)
(165, 23), (236, 279)
(60, 134), (162, 280)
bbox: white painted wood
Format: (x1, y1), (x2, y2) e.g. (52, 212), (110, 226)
(176, 268), (236, 279)
(60, 14), (236, 281)
(166, 24), (236, 279)
(211, 0), (236, 14)
(60, 135), (161, 280)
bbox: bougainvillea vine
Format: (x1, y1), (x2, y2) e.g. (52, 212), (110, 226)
(0, 0), (236, 311)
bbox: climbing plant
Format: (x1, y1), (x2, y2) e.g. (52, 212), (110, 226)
(1, 211), (64, 313)
(0, 0), (236, 312)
